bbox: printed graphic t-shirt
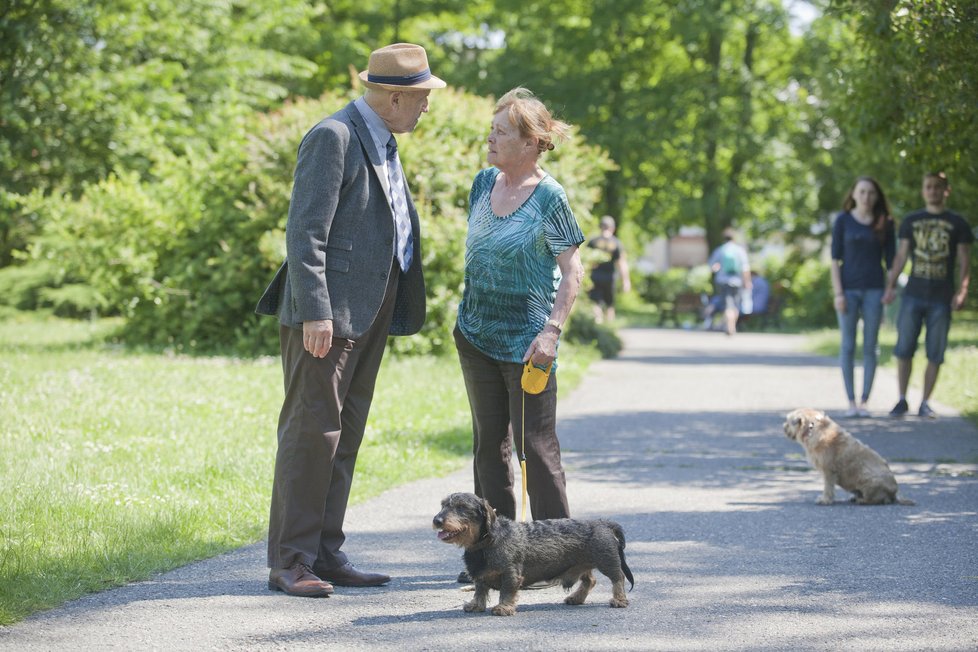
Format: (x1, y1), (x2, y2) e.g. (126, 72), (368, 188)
(456, 167), (584, 363)
(899, 209), (974, 304)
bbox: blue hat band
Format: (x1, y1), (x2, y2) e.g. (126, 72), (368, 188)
(367, 68), (432, 86)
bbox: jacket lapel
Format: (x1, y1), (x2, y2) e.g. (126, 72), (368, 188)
(343, 102), (391, 198)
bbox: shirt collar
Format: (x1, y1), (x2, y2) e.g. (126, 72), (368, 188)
(354, 97), (392, 154)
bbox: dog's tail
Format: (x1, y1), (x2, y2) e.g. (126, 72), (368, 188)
(611, 522), (635, 592)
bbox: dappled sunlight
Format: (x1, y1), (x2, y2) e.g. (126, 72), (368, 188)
(904, 511), (978, 525)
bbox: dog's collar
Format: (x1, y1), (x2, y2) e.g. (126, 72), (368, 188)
(469, 531), (493, 552)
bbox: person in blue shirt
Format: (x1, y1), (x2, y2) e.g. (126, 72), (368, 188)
(707, 228), (752, 335)
(829, 176), (896, 418)
(750, 271), (770, 315)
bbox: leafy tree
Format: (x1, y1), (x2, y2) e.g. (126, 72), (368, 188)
(826, 0), (978, 222)
(436, 0), (809, 249)
(18, 87), (613, 354)
(0, 0), (316, 265)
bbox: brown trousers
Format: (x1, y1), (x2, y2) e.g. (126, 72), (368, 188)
(267, 262), (398, 570)
(453, 326), (570, 521)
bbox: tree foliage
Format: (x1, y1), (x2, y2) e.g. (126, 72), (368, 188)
(0, 0), (315, 265)
(15, 88), (612, 354)
(435, 0), (818, 250)
(2, 0), (975, 349)
(827, 1), (978, 181)
(790, 2), (978, 285)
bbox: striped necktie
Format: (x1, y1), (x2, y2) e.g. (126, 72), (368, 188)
(386, 136), (413, 272)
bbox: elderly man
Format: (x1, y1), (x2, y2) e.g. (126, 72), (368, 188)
(256, 43), (445, 597)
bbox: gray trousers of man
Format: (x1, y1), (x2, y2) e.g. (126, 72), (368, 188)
(453, 326), (570, 521)
(267, 262), (398, 571)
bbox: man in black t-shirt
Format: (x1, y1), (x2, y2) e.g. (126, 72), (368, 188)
(586, 215), (631, 322)
(883, 172), (974, 418)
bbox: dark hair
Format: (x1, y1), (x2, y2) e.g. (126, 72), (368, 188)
(924, 171), (950, 189)
(842, 176), (892, 243)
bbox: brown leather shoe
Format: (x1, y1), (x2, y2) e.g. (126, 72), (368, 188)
(313, 562), (390, 587)
(268, 563), (334, 597)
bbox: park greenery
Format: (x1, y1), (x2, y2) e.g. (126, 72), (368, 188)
(2, 0), (977, 352)
(0, 313), (598, 624)
(2, 0), (978, 624)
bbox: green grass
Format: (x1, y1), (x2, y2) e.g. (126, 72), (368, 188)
(0, 315), (598, 625)
(807, 321), (978, 428)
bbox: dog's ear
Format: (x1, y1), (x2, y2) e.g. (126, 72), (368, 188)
(480, 497), (497, 528)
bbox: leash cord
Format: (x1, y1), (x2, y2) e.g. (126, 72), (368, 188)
(520, 389), (528, 522)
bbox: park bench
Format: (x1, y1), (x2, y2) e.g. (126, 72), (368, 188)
(658, 291), (704, 327)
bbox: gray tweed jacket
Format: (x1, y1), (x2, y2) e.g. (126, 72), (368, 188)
(255, 101), (425, 339)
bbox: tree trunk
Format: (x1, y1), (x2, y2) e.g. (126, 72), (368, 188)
(702, 26), (725, 251)
(721, 20), (758, 243)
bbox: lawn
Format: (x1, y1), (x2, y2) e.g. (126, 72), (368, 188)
(0, 315), (598, 625)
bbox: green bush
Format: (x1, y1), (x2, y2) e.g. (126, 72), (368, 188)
(38, 284), (107, 318)
(563, 304), (622, 359)
(0, 261), (64, 310)
(637, 265), (712, 309)
(16, 88), (614, 355)
(764, 251), (835, 328)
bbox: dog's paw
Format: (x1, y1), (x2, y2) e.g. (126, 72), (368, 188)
(564, 594), (585, 606)
(816, 496), (833, 505)
(609, 597), (629, 608)
(491, 604), (516, 616)
(463, 600), (485, 613)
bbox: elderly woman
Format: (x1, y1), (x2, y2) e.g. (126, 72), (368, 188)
(454, 87), (585, 533)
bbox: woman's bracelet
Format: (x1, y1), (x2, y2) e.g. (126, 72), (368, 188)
(544, 318), (562, 334)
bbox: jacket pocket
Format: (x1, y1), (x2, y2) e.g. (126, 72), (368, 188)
(328, 237), (354, 251)
(325, 238), (353, 272)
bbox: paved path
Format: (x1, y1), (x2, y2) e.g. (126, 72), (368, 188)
(3, 329), (977, 651)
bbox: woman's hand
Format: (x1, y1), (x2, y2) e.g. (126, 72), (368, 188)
(833, 294), (846, 313)
(522, 328), (559, 367)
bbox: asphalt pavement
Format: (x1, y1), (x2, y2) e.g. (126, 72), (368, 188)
(2, 328), (977, 651)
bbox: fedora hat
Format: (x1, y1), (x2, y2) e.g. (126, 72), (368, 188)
(359, 43), (446, 91)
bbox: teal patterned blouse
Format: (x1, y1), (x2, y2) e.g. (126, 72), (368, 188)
(456, 167), (584, 363)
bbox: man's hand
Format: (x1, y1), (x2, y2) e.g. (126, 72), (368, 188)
(953, 289), (967, 311)
(882, 288), (897, 305)
(303, 319), (333, 358)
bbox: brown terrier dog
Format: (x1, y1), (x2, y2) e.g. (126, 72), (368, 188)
(432, 492), (634, 616)
(784, 408), (914, 505)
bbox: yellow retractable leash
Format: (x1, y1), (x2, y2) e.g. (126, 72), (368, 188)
(519, 359), (552, 522)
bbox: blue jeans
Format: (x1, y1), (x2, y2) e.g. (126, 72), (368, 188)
(836, 288), (884, 402)
(893, 294), (951, 364)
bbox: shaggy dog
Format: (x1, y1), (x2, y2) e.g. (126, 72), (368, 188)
(783, 408), (914, 505)
(432, 492), (634, 616)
